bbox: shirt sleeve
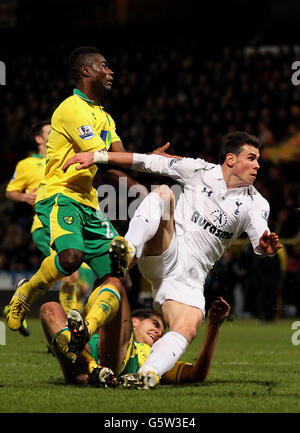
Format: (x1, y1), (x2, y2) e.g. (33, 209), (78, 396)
(6, 160), (28, 192)
(132, 153), (210, 184)
(244, 197), (270, 254)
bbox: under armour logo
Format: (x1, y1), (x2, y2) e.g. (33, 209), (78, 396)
(201, 187), (213, 197)
(234, 201), (243, 215)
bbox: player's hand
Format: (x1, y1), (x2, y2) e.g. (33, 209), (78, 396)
(25, 189), (37, 206)
(258, 230), (282, 255)
(208, 296), (230, 325)
(62, 152), (94, 172)
(152, 142), (182, 159)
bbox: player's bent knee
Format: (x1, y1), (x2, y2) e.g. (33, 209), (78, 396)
(40, 302), (61, 322)
(153, 185), (175, 221)
(153, 184), (174, 203)
(58, 249), (84, 275)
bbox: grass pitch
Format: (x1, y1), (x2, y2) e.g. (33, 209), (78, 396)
(0, 317), (300, 413)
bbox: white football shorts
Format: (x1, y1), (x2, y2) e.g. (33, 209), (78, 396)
(137, 233), (206, 315)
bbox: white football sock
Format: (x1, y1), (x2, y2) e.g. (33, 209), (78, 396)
(138, 331), (189, 377)
(125, 191), (164, 258)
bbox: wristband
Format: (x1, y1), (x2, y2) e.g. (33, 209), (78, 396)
(93, 150), (109, 164)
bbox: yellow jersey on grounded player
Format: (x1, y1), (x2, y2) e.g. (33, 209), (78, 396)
(36, 88), (120, 210)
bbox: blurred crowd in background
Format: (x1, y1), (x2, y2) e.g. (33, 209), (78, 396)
(0, 24), (300, 319)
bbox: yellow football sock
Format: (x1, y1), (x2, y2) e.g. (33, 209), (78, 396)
(76, 299), (85, 312)
(77, 348), (98, 373)
(20, 254), (66, 305)
(59, 280), (78, 315)
(84, 284), (121, 336)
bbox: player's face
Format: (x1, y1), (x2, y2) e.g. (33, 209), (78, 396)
(37, 124), (51, 157)
(41, 124), (51, 142)
(133, 315), (164, 346)
(90, 54), (114, 93)
(233, 144), (260, 186)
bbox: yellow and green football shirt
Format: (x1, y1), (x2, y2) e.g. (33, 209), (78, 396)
(36, 88), (120, 210)
(88, 331), (151, 376)
(6, 154), (46, 233)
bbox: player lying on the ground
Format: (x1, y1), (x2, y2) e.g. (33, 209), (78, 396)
(40, 296), (230, 388)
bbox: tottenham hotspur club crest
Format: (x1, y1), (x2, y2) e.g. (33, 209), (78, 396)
(234, 200), (243, 215)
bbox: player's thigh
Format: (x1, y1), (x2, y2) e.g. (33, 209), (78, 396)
(138, 232), (178, 281)
(83, 215), (119, 279)
(161, 300), (204, 342)
(32, 226), (51, 258)
(144, 185), (175, 256)
(36, 194), (85, 253)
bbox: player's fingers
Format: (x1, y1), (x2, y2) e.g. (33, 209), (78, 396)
(62, 161), (71, 172)
(62, 157), (78, 172)
(161, 142), (170, 150)
(76, 163), (88, 170)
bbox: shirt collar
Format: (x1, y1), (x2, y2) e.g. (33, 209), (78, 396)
(31, 153), (44, 159)
(210, 164), (255, 197)
(73, 88), (95, 104)
(212, 164), (225, 181)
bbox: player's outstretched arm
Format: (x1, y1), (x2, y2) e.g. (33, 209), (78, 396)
(61, 142), (179, 173)
(162, 297), (231, 384)
(6, 189), (37, 207)
(258, 230), (283, 255)
(62, 150), (133, 172)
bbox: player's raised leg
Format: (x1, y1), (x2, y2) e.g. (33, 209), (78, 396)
(109, 185), (175, 278)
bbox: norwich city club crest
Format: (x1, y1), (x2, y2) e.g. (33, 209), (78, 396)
(63, 216), (74, 225)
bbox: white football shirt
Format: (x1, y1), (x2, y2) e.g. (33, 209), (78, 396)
(132, 154), (270, 274)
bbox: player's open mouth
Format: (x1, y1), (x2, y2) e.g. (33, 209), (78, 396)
(147, 333), (155, 341)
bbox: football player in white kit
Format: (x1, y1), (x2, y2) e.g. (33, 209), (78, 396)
(62, 131), (282, 388)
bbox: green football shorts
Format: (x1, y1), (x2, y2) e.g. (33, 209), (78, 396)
(35, 193), (119, 278)
(31, 227), (51, 259)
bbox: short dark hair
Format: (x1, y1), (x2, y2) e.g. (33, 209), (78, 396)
(219, 131), (262, 164)
(68, 46), (101, 83)
(29, 120), (50, 146)
(131, 308), (165, 327)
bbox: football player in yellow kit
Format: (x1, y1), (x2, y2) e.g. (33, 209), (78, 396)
(5, 47), (136, 361)
(40, 295), (230, 388)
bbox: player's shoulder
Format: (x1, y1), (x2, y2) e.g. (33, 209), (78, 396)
(53, 95), (80, 115)
(175, 156), (216, 169)
(247, 185), (270, 208)
(53, 95), (90, 123)
(15, 155), (37, 168)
